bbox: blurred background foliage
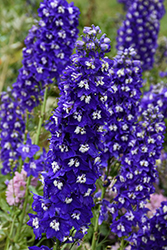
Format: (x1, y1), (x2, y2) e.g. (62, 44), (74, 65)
(0, 0), (167, 92)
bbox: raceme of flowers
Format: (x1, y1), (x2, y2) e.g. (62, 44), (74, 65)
(141, 81), (167, 118)
(116, 0), (165, 71)
(102, 47), (143, 162)
(6, 169), (38, 206)
(28, 25), (114, 243)
(130, 201), (167, 249)
(0, 0), (79, 175)
(109, 104), (165, 237)
(0, 88), (45, 175)
(0, 88), (25, 174)
(12, 0), (80, 111)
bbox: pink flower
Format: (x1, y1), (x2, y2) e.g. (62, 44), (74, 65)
(146, 193), (167, 217)
(6, 170), (26, 206)
(111, 243), (131, 250)
(6, 169), (38, 206)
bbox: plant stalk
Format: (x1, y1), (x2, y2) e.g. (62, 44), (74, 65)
(35, 85), (48, 145)
(120, 238), (124, 250)
(91, 183), (106, 250)
(4, 214), (17, 250)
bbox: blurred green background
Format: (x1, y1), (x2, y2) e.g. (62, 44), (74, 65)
(0, 0), (167, 92)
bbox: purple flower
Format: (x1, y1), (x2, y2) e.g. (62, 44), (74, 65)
(29, 246), (51, 250)
(0, 88), (25, 174)
(23, 159), (43, 177)
(13, 0), (80, 111)
(116, 0), (165, 71)
(141, 81), (167, 118)
(110, 103), (165, 237)
(129, 201), (167, 249)
(17, 139), (40, 161)
(103, 47), (143, 161)
(160, 71), (167, 78)
(28, 25), (114, 242)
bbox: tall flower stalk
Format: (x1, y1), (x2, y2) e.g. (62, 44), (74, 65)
(116, 0), (165, 71)
(0, 0), (80, 174)
(28, 25), (113, 245)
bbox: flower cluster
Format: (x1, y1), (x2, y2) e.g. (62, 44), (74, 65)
(110, 104), (165, 237)
(103, 47), (142, 161)
(12, 0), (80, 111)
(0, 89), (25, 174)
(6, 169), (38, 206)
(130, 201), (167, 249)
(141, 81), (167, 118)
(0, 0), (79, 175)
(28, 25), (114, 242)
(116, 0), (165, 71)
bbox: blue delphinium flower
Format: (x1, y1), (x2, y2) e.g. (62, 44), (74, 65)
(116, 0), (165, 71)
(141, 81), (167, 118)
(12, 0), (80, 111)
(0, 88), (25, 174)
(17, 139), (40, 161)
(160, 71), (167, 78)
(23, 149), (46, 177)
(28, 25), (114, 242)
(129, 201), (167, 249)
(110, 103), (165, 237)
(29, 246), (51, 250)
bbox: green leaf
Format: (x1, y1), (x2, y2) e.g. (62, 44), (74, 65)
(76, 245), (82, 250)
(0, 198), (12, 214)
(0, 211), (12, 221)
(0, 230), (6, 242)
(28, 185), (39, 195)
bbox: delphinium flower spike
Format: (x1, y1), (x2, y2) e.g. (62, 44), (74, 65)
(13, 0), (80, 111)
(28, 25), (114, 243)
(0, 0), (79, 174)
(109, 103), (165, 237)
(0, 88), (25, 174)
(103, 47), (143, 162)
(141, 81), (167, 118)
(129, 201), (167, 249)
(116, 0), (165, 71)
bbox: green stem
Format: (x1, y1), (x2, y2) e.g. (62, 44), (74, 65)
(91, 184), (106, 250)
(120, 238), (124, 250)
(36, 237), (47, 246)
(56, 239), (60, 250)
(52, 239), (60, 250)
(4, 214), (17, 250)
(35, 85), (48, 145)
(14, 86), (48, 243)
